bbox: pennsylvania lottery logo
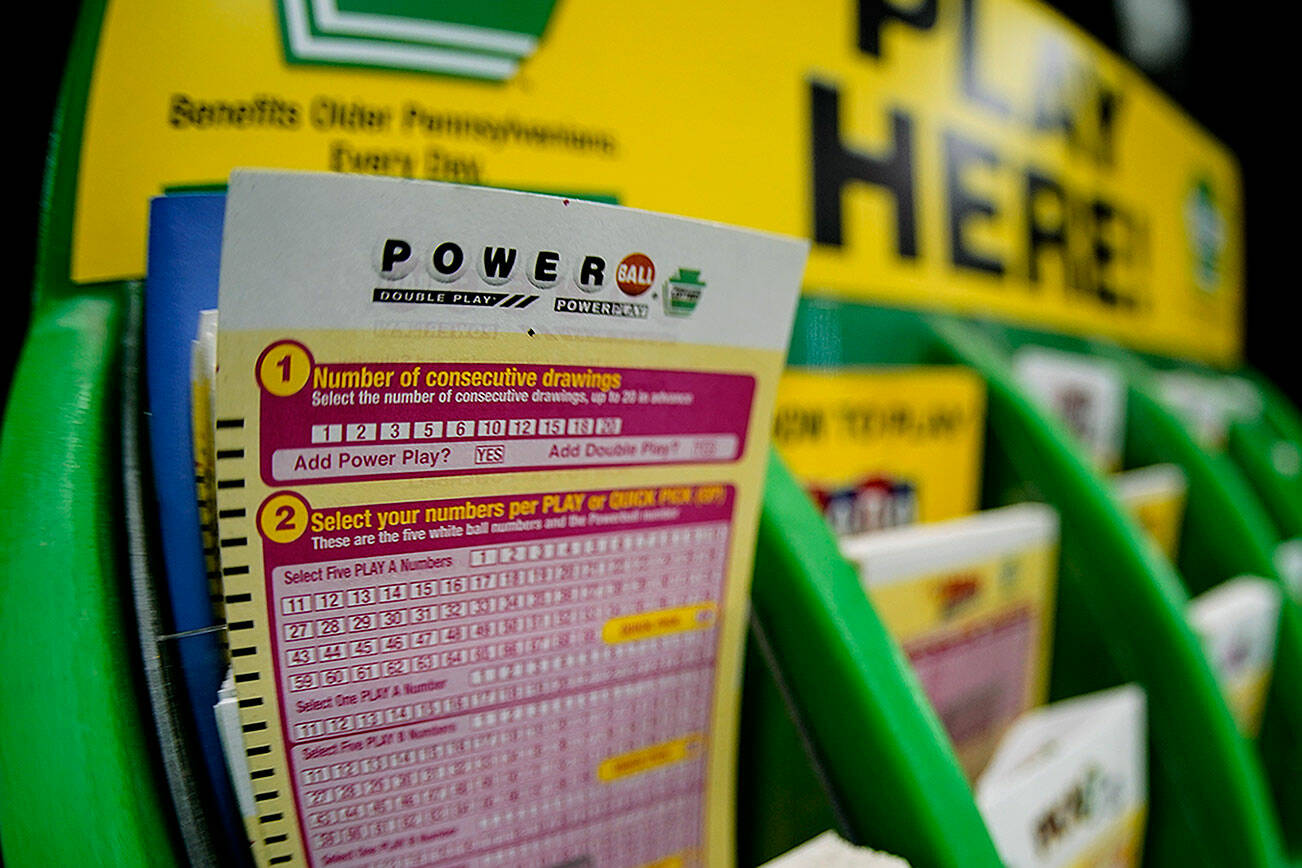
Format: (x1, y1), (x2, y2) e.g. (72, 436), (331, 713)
(275, 0), (558, 81)
(1185, 176), (1226, 295)
(663, 268), (706, 317)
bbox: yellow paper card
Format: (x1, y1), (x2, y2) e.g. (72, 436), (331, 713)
(774, 368), (985, 536)
(843, 504), (1058, 779)
(1113, 464), (1187, 560)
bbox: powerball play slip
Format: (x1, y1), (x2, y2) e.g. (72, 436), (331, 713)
(210, 171), (808, 868)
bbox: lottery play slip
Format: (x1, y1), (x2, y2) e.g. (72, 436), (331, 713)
(210, 170), (808, 868)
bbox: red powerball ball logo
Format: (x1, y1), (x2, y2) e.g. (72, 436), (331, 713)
(616, 253), (655, 296)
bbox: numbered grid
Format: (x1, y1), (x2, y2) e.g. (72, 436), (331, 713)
(311, 417), (623, 445)
(273, 522), (729, 868)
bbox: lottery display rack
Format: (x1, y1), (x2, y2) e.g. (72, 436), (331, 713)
(736, 299), (1294, 867)
(985, 322), (1302, 860)
(4, 225), (1302, 868)
(4, 0), (1302, 865)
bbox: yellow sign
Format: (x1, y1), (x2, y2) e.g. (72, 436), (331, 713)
(773, 367), (985, 534)
(74, 0), (1242, 362)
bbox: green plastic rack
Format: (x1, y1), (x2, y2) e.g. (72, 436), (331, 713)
(736, 299), (1291, 867)
(975, 321), (1302, 863)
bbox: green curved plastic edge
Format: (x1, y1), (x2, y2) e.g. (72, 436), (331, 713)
(1116, 365), (1302, 861)
(1232, 376), (1302, 858)
(1121, 374), (1278, 589)
(31, 0), (109, 309)
(1260, 601), (1302, 864)
(810, 303), (1286, 867)
(736, 627), (843, 865)
(960, 318), (1297, 863)
(742, 450), (1003, 868)
(1240, 371), (1302, 449)
(1228, 419), (1302, 538)
(1, 0), (184, 862)
(0, 292), (182, 867)
(1224, 381), (1302, 865)
(771, 298), (1286, 865)
(1226, 368), (1302, 541)
(954, 317), (1294, 865)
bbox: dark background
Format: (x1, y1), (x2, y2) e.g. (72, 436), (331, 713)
(6, 1), (1295, 409)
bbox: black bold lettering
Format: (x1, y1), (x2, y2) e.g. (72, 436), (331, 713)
(810, 80), (918, 256)
(1091, 198), (1120, 306)
(431, 242), (464, 276)
(1031, 57), (1076, 143)
(578, 256), (605, 290)
(1026, 170), (1065, 285)
(857, 0), (937, 57)
(945, 130), (1004, 276)
(480, 246), (518, 283)
(1097, 88), (1122, 166)
(380, 239), (411, 274)
(533, 251), (559, 283)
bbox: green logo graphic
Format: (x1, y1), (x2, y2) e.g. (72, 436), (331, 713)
(663, 268), (706, 317)
(276, 0), (559, 81)
(1185, 176), (1226, 295)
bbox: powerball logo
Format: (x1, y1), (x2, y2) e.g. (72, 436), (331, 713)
(374, 236), (704, 319)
